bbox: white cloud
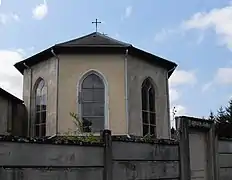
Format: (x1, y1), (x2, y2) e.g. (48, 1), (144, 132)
(169, 88), (180, 102)
(32, 0), (48, 20)
(214, 67), (232, 84)
(0, 13), (20, 24)
(121, 6), (132, 20)
(169, 69), (197, 87)
(182, 3), (232, 50)
(202, 82), (213, 92)
(125, 6), (132, 18)
(0, 50), (24, 98)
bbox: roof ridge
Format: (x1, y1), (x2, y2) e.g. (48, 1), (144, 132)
(96, 33), (132, 46)
(56, 32), (97, 46)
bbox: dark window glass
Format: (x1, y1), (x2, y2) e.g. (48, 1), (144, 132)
(81, 73), (105, 132)
(143, 125), (149, 136)
(34, 79), (47, 137)
(141, 78), (156, 137)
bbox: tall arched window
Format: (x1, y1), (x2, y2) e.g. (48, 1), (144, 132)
(34, 79), (47, 137)
(80, 73), (105, 132)
(141, 78), (156, 137)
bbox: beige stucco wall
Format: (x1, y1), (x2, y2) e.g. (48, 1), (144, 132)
(23, 58), (58, 136)
(58, 54), (126, 135)
(127, 56), (171, 139)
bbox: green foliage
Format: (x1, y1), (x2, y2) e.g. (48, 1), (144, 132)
(59, 112), (100, 143)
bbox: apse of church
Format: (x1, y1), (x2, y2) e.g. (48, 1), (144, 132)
(15, 32), (176, 139)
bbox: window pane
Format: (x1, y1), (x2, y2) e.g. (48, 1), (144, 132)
(87, 117), (104, 132)
(82, 75), (94, 88)
(143, 124), (149, 136)
(150, 112), (156, 125)
(149, 87), (155, 112)
(82, 103), (94, 116)
(36, 104), (40, 112)
(36, 113), (40, 124)
(92, 75), (104, 88)
(41, 124), (46, 137)
(82, 103), (104, 116)
(142, 111), (148, 124)
(150, 125), (155, 135)
(41, 111), (46, 123)
(35, 125), (40, 137)
(36, 95), (41, 106)
(82, 89), (94, 101)
(142, 87), (148, 110)
(93, 103), (104, 116)
(93, 89), (104, 102)
(41, 94), (47, 106)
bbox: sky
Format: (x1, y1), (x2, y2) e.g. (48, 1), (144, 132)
(1, 0), (232, 126)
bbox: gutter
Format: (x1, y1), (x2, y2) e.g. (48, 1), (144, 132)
(166, 65), (177, 138)
(124, 49), (129, 134)
(23, 62), (32, 136)
(51, 48), (59, 136)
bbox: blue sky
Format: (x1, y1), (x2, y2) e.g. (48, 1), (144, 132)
(1, 0), (232, 123)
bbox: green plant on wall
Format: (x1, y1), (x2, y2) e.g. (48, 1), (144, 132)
(62, 112), (100, 143)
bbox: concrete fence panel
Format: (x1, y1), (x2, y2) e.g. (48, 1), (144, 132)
(218, 139), (232, 180)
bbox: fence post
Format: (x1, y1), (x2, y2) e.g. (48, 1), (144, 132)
(102, 129), (112, 180)
(176, 117), (191, 180)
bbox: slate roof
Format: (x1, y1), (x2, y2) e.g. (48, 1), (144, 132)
(14, 32), (177, 77)
(0, 87), (23, 103)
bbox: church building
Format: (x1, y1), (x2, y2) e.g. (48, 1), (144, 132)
(14, 32), (177, 139)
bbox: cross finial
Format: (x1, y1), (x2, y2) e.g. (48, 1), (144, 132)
(92, 18), (101, 32)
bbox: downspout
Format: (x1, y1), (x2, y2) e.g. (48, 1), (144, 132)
(51, 48), (59, 136)
(124, 49), (129, 134)
(23, 62), (32, 137)
(166, 65), (177, 138)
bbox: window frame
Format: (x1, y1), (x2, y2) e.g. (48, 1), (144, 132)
(78, 70), (109, 133)
(33, 78), (47, 137)
(141, 77), (156, 137)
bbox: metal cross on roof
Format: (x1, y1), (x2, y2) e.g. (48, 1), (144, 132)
(92, 18), (101, 32)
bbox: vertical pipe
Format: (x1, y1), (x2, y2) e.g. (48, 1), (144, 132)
(124, 49), (129, 134)
(51, 49), (59, 136)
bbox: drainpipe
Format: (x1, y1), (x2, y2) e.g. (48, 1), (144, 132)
(166, 65), (177, 138)
(124, 49), (129, 134)
(23, 62), (32, 137)
(51, 48), (59, 137)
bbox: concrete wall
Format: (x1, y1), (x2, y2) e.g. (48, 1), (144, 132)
(58, 54), (126, 135)
(0, 131), (180, 180)
(0, 96), (27, 136)
(112, 141), (179, 180)
(23, 57), (58, 136)
(0, 96), (9, 134)
(218, 139), (232, 180)
(127, 56), (170, 138)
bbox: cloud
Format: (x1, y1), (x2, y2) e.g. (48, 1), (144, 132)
(214, 67), (232, 84)
(0, 49), (24, 98)
(169, 69), (197, 87)
(169, 88), (180, 102)
(121, 6), (132, 20)
(202, 82), (213, 92)
(0, 13), (20, 24)
(32, 0), (48, 20)
(182, 3), (232, 50)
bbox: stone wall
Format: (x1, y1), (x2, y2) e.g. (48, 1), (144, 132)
(218, 138), (232, 180)
(0, 130), (180, 180)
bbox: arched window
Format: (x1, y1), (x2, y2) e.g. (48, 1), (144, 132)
(80, 73), (105, 132)
(141, 78), (156, 137)
(34, 79), (47, 137)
